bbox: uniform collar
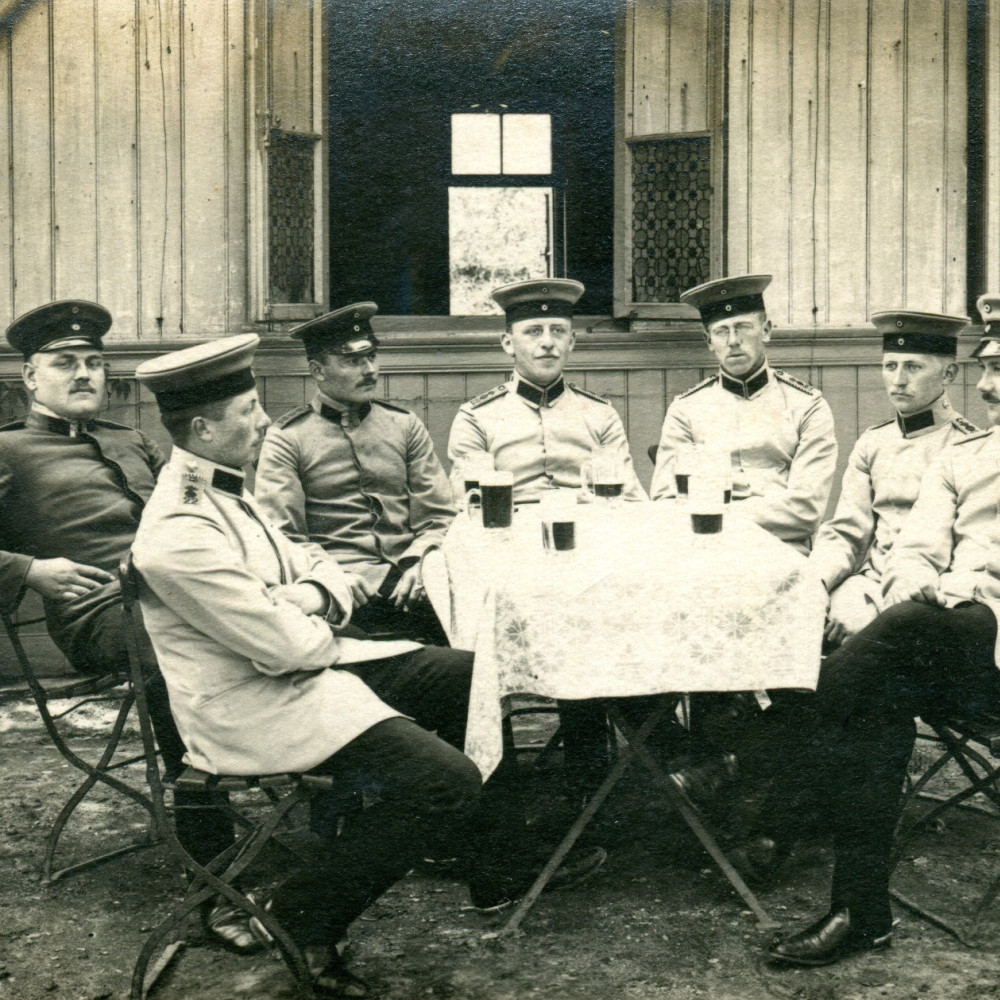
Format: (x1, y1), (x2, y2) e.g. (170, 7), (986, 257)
(514, 372), (565, 408)
(313, 392), (372, 429)
(172, 447), (246, 497)
(895, 392), (954, 439)
(719, 362), (770, 399)
(27, 403), (97, 437)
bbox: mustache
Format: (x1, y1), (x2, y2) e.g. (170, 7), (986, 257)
(358, 377), (377, 387)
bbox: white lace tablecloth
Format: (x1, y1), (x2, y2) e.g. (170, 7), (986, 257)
(439, 501), (826, 777)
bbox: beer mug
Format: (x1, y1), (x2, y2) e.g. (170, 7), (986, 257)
(698, 443), (734, 505)
(540, 490), (577, 554)
(455, 453), (494, 508)
(580, 445), (626, 504)
(674, 443), (695, 502)
(464, 469), (514, 529)
(689, 461), (726, 535)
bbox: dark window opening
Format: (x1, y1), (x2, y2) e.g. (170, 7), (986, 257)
(327, 0), (616, 316)
(967, 0), (986, 318)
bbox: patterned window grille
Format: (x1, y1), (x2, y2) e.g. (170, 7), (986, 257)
(630, 136), (712, 303)
(268, 131), (316, 304)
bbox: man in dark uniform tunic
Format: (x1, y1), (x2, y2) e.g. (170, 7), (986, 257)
(0, 301), (250, 953)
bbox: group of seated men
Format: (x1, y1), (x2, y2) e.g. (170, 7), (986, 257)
(2, 270), (999, 993)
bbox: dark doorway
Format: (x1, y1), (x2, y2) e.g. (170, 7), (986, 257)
(327, 0), (616, 316)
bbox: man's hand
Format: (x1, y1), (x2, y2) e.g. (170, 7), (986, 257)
(885, 583), (946, 607)
(25, 558), (115, 603)
(343, 572), (378, 610)
(389, 563), (425, 611)
(271, 582), (328, 617)
(823, 616), (850, 648)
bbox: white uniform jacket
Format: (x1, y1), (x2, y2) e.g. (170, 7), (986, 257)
(811, 394), (978, 593)
(650, 364), (837, 552)
(133, 448), (415, 776)
(885, 427), (1000, 664)
(447, 373), (647, 504)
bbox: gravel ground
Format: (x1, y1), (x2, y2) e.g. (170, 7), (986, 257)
(1, 698), (999, 1000)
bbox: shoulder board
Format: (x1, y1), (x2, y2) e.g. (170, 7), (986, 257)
(954, 428), (993, 445)
(677, 375), (717, 400)
(866, 418), (895, 432)
(467, 384), (508, 409)
(951, 414), (980, 436)
(371, 399), (411, 415)
(568, 383), (610, 405)
(272, 404), (312, 429)
(0, 420), (26, 432)
(93, 418), (134, 431)
(773, 369), (819, 395)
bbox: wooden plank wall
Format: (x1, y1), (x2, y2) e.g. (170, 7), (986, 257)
(727, 0), (968, 325)
(0, 0), (249, 342)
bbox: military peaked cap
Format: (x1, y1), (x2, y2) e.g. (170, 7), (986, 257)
(136, 334), (260, 412)
(680, 275), (772, 328)
(872, 311), (967, 357)
(7, 300), (112, 358)
(973, 294), (1000, 359)
(291, 303), (379, 360)
(491, 278), (584, 325)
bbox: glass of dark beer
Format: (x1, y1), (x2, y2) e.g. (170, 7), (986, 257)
(540, 491), (577, 553)
(689, 471), (724, 535)
(455, 453), (495, 509)
(465, 469), (514, 529)
(580, 445), (626, 505)
(674, 444), (695, 502)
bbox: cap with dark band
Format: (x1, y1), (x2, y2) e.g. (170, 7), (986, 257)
(973, 294), (1000, 359)
(291, 303), (379, 360)
(680, 275), (772, 328)
(871, 311), (967, 357)
(7, 300), (112, 358)
(491, 279), (584, 326)
(135, 334), (260, 412)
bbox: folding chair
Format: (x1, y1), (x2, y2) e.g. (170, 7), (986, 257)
(119, 553), (335, 1000)
(890, 711), (1000, 945)
(1, 601), (159, 883)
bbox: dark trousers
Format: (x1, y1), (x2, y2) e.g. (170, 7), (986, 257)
(273, 645), (527, 949)
(349, 566), (449, 646)
(740, 601), (1000, 933)
(87, 601), (235, 868)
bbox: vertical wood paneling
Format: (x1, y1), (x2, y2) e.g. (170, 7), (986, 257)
(817, 365), (857, 514)
(424, 373), (467, 464)
(630, 0), (668, 137)
(183, 1), (228, 335)
(10, 1), (52, 315)
(625, 368), (666, 489)
(856, 364), (889, 430)
(788, 0), (824, 326)
(867, 2), (906, 311)
(825, 0), (868, 323)
(95, 0), (139, 340)
(943, 0), (967, 315)
(904, 0), (947, 312)
(0, 27), (13, 326)
(727, 0), (752, 274)
(225, 0), (246, 332)
(666, 0), (709, 133)
(748, 0), (792, 323)
(270, 0), (313, 134)
(51, 0), (97, 301)
(137, 0), (183, 338)
(987, 0), (1000, 290)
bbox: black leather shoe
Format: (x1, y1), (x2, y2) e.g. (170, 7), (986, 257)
(470, 846), (608, 913)
(767, 908), (892, 967)
(313, 953), (370, 999)
(729, 835), (790, 887)
(202, 893), (264, 955)
(669, 753), (738, 811)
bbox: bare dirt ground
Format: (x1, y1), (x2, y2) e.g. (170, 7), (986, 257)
(2, 699), (1000, 1000)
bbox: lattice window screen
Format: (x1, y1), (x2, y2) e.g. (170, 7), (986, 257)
(268, 131), (316, 304)
(631, 137), (712, 303)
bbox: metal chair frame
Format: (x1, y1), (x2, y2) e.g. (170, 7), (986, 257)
(119, 553), (332, 1000)
(890, 712), (1000, 945)
(1, 604), (159, 883)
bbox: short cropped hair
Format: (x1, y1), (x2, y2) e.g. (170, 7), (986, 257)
(159, 398), (231, 447)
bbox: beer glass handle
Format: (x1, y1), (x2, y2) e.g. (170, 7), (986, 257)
(462, 488), (482, 517)
(579, 459), (595, 500)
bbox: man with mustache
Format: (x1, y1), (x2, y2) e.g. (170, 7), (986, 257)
(810, 311), (977, 648)
(732, 294), (1000, 967)
(257, 303), (454, 644)
(651, 275), (837, 555)
(0, 301), (249, 953)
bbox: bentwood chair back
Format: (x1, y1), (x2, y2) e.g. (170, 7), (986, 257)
(0, 601), (158, 883)
(119, 551), (331, 1000)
